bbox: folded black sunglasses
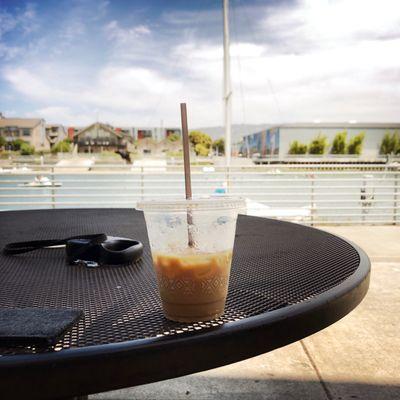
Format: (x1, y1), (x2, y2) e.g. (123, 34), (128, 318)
(3, 234), (143, 268)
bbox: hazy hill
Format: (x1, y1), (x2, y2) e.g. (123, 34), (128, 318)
(194, 124), (272, 143)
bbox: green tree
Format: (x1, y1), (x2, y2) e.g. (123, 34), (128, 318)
(11, 138), (27, 151)
(51, 140), (71, 154)
(331, 131), (347, 154)
(212, 138), (225, 155)
(19, 142), (35, 155)
(395, 132), (400, 154)
(194, 143), (210, 156)
(380, 132), (393, 154)
(308, 134), (328, 155)
(189, 131), (212, 155)
(347, 132), (365, 155)
(167, 133), (180, 142)
(288, 140), (307, 154)
(0, 136), (6, 148)
(380, 131), (399, 155)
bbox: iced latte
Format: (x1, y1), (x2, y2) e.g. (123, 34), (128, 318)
(138, 197), (245, 322)
(153, 250), (233, 322)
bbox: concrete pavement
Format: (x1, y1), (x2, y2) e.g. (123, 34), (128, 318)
(321, 225), (400, 262)
(91, 226), (400, 400)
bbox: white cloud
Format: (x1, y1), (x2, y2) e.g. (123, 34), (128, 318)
(0, 10), (18, 38)
(104, 20), (151, 44)
(1, 0), (400, 128)
(19, 3), (38, 35)
(3, 67), (67, 100)
(300, 0), (400, 42)
(0, 3), (39, 63)
(0, 43), (22, 59)
(59, 19), (86, 41)
(54, 0), (110, 46)
(134, 25), (151, 35)
(26, 106), (92, 126)
(96, 0), (110, 19)
(81, 66), (183, 114)
(259, 0), (400, 52)
(0, 3), (37, 39)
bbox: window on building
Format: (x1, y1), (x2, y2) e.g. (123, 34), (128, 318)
(23, 129), (31, 136)
(137, 130), (152, 139)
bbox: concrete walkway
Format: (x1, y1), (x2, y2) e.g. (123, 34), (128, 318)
(91, 226), (400, 400)
(322, 226), (400, 262)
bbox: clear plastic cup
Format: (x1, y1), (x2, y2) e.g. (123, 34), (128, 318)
(137, 197), (245, 322)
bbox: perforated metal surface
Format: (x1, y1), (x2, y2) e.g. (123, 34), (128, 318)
(0, 209), (360, 356)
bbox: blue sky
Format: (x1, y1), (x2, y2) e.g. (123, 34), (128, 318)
(0, 0), (399, 127)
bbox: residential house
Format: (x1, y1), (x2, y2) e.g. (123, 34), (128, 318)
(0, 118), (48, 150)
(73, 122), (133, 153)
(129, 127), (182, 142)
(68, 127), (81, 141)
(115, 127), (134, 139)
(45, 124), (67, 148)
(136, 128), (154, 140)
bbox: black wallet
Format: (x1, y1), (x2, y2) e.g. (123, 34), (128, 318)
(0, 308), (83, 346)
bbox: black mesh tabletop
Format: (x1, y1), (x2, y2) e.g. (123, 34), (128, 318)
(0, 209), (370, 400)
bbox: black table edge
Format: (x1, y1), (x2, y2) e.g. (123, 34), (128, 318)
(0, 225), (371, 400)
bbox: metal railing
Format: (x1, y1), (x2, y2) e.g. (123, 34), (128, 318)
(0, 163), (399, 225)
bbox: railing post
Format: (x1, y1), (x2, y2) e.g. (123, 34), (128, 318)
(310, 173), (315, 226)
(51, 166), (55, 209)
(140, 166), (144, 200)
(226, 165), (230, 194)
(361, 177), (366, 224)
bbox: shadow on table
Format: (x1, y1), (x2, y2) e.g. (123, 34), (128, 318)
(89, 377), (400, 400)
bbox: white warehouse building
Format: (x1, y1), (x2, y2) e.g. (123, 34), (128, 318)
(240, 122), (400, 160)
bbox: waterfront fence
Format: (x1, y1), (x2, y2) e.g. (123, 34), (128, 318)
(0, 163), (399, 225)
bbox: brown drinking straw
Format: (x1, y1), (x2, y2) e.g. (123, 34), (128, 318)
(180, 103), (194, 247)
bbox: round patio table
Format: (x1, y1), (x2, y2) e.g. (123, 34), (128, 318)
(0, 209), (370, 400)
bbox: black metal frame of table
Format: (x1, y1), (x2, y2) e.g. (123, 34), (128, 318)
(0, 209), (370, 400)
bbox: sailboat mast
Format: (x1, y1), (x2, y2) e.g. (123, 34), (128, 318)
(223, 0), (232, 166)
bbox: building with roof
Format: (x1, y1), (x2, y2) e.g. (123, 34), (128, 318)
(240, 122), (400, 159)
(67, 127), (81, 141)
(132, 127), (181, 141)
(68, 125), (181, 145)
(45, 124), (67, 148)
(0, 118), (48, 150)
(73, 122), (134, 153)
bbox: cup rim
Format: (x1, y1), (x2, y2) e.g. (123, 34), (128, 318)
(137, 196), (245, 212)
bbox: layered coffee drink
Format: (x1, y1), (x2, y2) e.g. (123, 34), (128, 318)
(138, 197), (245, 323)
(152, 250), (233, 322)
